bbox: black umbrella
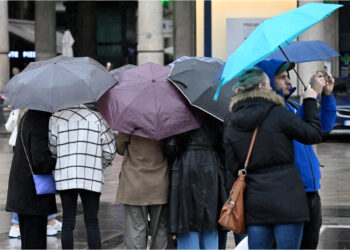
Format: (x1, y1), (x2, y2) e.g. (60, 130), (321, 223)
(168, 59), (236, 122)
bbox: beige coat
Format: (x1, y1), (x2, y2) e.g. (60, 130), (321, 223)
(116, 132), (169, 205)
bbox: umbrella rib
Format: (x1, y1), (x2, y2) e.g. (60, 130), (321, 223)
(115, 85), (150, 126)
(57, 64), (96, 100)
(168, 78), (194, 105)
(169, 78), (223, 121)
(8, 77), (25, 109)
(151, 80), (159, 136)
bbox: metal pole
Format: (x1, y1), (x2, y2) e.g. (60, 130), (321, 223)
(279, 46), (307, 90)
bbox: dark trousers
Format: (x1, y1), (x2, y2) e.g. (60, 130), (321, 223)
(18, 214), (47, 249)
(300, 191), (322, 249)
(60, 189), (101, 249)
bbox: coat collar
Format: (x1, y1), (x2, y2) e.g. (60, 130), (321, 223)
(229, 90), (285, 111)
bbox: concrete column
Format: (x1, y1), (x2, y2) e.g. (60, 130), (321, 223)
(323, 10), (339, 77)
(297, 0), (339, 94)
(35, 1), (56, 61)
(137, 1), (164, 65)
(174, 1), (196, 59)
(74, 2), (97, 59)
(0, 0), (9, 89)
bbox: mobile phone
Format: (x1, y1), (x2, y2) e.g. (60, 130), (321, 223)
(323, 71), (329, 83)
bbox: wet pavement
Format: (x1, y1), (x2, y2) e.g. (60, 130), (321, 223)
(0, 135), (349, 249)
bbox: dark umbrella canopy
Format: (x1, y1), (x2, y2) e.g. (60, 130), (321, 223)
(1, 56), (116, 112)
(168, 59), (236, 122)
(95, 62), (200, 140)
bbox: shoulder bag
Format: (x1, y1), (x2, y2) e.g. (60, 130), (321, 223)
(218, 126), (258, 234)
(20, 115), (57, 195)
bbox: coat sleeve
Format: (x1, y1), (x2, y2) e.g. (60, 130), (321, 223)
(224, 141), (241, 192)
(294, 95), (336, 132)
(319, 94), (337, 132)
(5, 109), (19, 133)
(100, 120), (116, 168)
(279, 98), (322, 145)
(223, 122), (241, 193)
(116, 132), (129, 156)
(163, 136), (180, 165)
(30, 127), (57, 174)
(48, 117), (57, 158)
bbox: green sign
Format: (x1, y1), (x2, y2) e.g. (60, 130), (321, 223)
(341, 53), (350, 65)
(162, 0), (170, 6)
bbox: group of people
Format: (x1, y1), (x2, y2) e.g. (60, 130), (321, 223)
(5, 58), (336, 249)
(6, 105), (116, 249)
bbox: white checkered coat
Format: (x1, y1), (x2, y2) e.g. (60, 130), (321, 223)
(49, 105), (116, 193)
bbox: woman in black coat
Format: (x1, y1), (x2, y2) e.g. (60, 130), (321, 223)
(164, 113), (227, 249)
(223, 67), (322, 249)
(6, 110), (57, 249)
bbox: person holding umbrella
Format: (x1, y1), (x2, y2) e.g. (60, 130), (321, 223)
(257, 59), (336, 249)
(163, 112), (227, 249)
(1, 55), (118, 249)
(224, 67), (322, 249)
(6, 110), (57, 249)
(95, 62), (201, 249)
(115, 131), (170, 249)
(48, 104), (116, 249)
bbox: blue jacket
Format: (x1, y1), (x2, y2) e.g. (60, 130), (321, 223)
(257, 59), (336, 192)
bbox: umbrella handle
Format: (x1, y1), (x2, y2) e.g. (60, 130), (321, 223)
(279, 46), (307, 90)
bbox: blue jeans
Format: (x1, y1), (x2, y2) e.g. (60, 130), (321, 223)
(177, 230), (218, 249)
(248, 223), (304, 249)
(12, 213), (55, 224)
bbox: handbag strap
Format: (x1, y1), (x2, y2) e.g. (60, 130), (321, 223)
(20, 115), (35, 175)
(243, 126), (259, 172)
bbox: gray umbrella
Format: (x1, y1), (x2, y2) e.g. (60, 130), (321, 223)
(1, 56), (117, 112)
(109, 64), (136, 76)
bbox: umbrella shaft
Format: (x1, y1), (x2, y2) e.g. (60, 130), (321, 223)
(279, 46), (307, 90)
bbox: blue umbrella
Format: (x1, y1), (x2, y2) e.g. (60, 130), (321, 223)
(267, 40), (340, 63)
(214, 3), (342, 100)
(213, 40), (340, 83)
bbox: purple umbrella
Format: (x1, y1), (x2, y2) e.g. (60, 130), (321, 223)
(95, 62), (200, 140)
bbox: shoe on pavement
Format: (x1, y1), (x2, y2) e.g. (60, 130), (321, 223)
(47, 219), (61, 235)
(9, 226), (20, 238)
(49, 219), (62, 232)
(46, 227), (58, 236)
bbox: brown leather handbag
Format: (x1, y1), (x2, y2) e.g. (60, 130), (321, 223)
(218, 127), (258, 234)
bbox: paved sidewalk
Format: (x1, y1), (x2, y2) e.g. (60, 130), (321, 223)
(0, 138), (349, 249)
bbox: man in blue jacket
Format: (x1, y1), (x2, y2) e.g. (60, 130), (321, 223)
(257, 59), (336, 249)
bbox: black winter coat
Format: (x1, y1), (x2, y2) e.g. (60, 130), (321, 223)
(6, 110), (57, 215)
(224, 90), (322, 225)
(164, 115), (227, 234)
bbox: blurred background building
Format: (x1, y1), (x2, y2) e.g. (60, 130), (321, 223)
(0, 0), (349, 89)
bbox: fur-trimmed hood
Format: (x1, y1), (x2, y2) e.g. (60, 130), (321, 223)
(226, 90), (285, 132)
(230, 90), (285, 111)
